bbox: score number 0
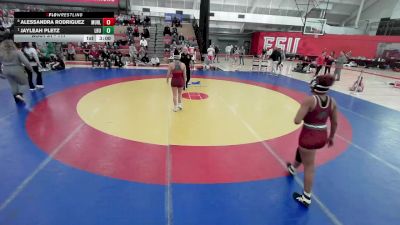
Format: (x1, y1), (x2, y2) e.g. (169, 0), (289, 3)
(102, 18), (115, 26)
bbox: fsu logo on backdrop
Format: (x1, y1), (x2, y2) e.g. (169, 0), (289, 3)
(263, 37), (301, 54)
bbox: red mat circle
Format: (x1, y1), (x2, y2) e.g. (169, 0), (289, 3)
(26, 76), (352, 184)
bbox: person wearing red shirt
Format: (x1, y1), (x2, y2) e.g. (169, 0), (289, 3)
(287, 74), (338, 207)
(315, 51), (326, 76)
(167, 51), (187, 112)
(133, 25), (139, 37)
(89, 46), (101, 67)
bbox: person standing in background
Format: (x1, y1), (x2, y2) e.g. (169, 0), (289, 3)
(22, 42), (44, 90)
(232, 45), (238, 57)
(324, 52), (335, 75)
(262, 47), (267, 60)
(67, 44), (76, 61)
(180, 46), (192, 89)
(315, 51), (326, 76)
(239, 46), (245, 66)
(233, 47), (240, 65)
(225, 44), (232, 61)
(333, 51), (349, 81)
(0, 40), (33, 103)
(214, 45), (220, 63)
(269, 47), (281, 74)
(276, 48), (285, 74)
(207, 45), (215, 63)
(167, 51), (187, 112)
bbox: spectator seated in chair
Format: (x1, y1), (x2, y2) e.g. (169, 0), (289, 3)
(141, 53), (150, 64)
(101, 49), (112, 69)
(126, 25), (133, 36)
(67, 44), (76, 60)
(49, 54), (65, 71)
(172, 26), (178, 36)
(113, 51), (124, 68)
(163, 25), (171, 36)
(142, 27), (150, 39)
(129, 43), (138, 64)
(82, 43), (91, 61)
(172, 33), (179, 44)
(151, 56), (160, 67)
(89, 46), (101, 67)
(170, 40), (178, 54)
(129, 15), (135, 25)
(140, 37), (148, 50)
(293, 56), (312, 73)
(144, 16), (151, 27)
(178, 33), (185, 42)
(133, 25), (140, 37)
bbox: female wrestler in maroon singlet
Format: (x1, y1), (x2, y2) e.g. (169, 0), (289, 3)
(167, 51), (187, 112)
(287, 74), (338, 207)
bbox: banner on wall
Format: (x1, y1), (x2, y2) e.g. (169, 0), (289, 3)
(164, 13), (183, 23)
(251, 32), (400, 58)
(263, 36), (301, 55)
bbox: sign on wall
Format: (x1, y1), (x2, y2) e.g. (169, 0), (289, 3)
(252, 31), (400, 58)
(263, 36), (301, 54)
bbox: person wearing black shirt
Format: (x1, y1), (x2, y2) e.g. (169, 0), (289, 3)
(51, 54), (65, 71)
(143, 28), (150, 39)
(114, 51), (124, 68)
(141, 53), (150, 64)
(82, 43), (90, 61)
(214, 45), (220, 63)
(172, 27), (178, 36)
(180, 47), (192, 89)
(269, 47), (281, 74)
(101, 49), (112, 69)
(231, 45), (237, 55)
(126, 25), (133, 40)
(178, 33), (185, 42)
(144, 16), (151, 27)
(135, 15), (141, 25)
(172, 17), (179, 27)
(163, 26), (171, 36)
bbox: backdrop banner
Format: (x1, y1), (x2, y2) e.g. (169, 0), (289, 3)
(251, 31), (400, 58)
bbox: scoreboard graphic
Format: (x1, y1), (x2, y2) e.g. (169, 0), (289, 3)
(14, 12), (115, 42)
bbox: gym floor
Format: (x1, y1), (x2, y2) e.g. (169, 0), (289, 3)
(0, 67), (399, 225)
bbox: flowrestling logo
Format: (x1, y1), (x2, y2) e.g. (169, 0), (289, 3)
(263, 36), (301, 54)
(61, 0), (118, 4)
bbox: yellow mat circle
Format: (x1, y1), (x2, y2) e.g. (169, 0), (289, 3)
(77, 78), (301, 146)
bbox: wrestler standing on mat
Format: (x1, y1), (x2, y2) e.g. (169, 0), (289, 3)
(287, 74), (338, 207)
(167, 51), (187, 112)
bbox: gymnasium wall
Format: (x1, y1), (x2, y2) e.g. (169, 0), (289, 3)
(210, 33), (252, 54)
(251, 31), (400, 58)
